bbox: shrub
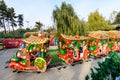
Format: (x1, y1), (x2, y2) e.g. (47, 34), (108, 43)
(86, 51), (120, 80)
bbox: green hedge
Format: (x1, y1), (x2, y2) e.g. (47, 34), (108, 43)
(0, 34), (23, 38)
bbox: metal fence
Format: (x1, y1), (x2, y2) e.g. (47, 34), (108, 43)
(0, 33), (24, 38)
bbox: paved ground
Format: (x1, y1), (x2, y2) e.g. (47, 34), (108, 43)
(0, 48), (107, 80)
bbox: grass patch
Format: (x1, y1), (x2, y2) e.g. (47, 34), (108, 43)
(48, 49), (62, 64)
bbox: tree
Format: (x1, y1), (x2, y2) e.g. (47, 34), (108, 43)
(87, 10), (113, 31)
(30, 28), (37, 32)
(109, 11), (118, 24)
(0, 0), (7, 34)
(53, 2), (85, 36)
(26, 27), (31, 31)
(6, 7), (11, 32)
(35, 21), (43, 31)
(44, 26), (57, 34)
(86, 52), (120, 80)
(8, 7), (17, 34)
(17, 14), (24, 29)
(113, 12), (120, 24)
(0, 0), (24, 37)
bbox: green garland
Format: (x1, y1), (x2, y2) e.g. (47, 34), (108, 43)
(88, 45), (96, 51)
(115, 38), (119, 44)
(74, 40), (79, 49)
(100, 40), (104, 46)
(26, 44), (42, 52)
(60, 49), (66, 56)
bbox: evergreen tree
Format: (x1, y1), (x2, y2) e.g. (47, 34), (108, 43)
(35, 21), (43, 31)
(0, 0), (7, 34)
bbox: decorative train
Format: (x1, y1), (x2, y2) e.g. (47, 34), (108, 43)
(9, 33), (51, 72)
(9, 30), (120, 72)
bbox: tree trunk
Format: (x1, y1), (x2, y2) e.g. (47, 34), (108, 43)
(3, 19), (7, 34)
(8, 22), (10, 33)
(12, 25), (15, 35)
(19, 26), (21, 29)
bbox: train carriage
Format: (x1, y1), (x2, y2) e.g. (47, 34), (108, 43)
(106, 30), (119, 52)
(88, 31), (109, 56)
(57, 34), (89, 64)
(88, 30), (120, 56)
(9, 34), (51, 72)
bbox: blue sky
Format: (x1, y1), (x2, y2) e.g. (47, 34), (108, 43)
(4, 0), (120, 29)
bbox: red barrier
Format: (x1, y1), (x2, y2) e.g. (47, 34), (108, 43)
(3, 39), (22, 48)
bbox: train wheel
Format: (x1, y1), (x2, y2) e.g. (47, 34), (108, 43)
(67, 58), (73, 65)
(34, 57), (47, 72)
